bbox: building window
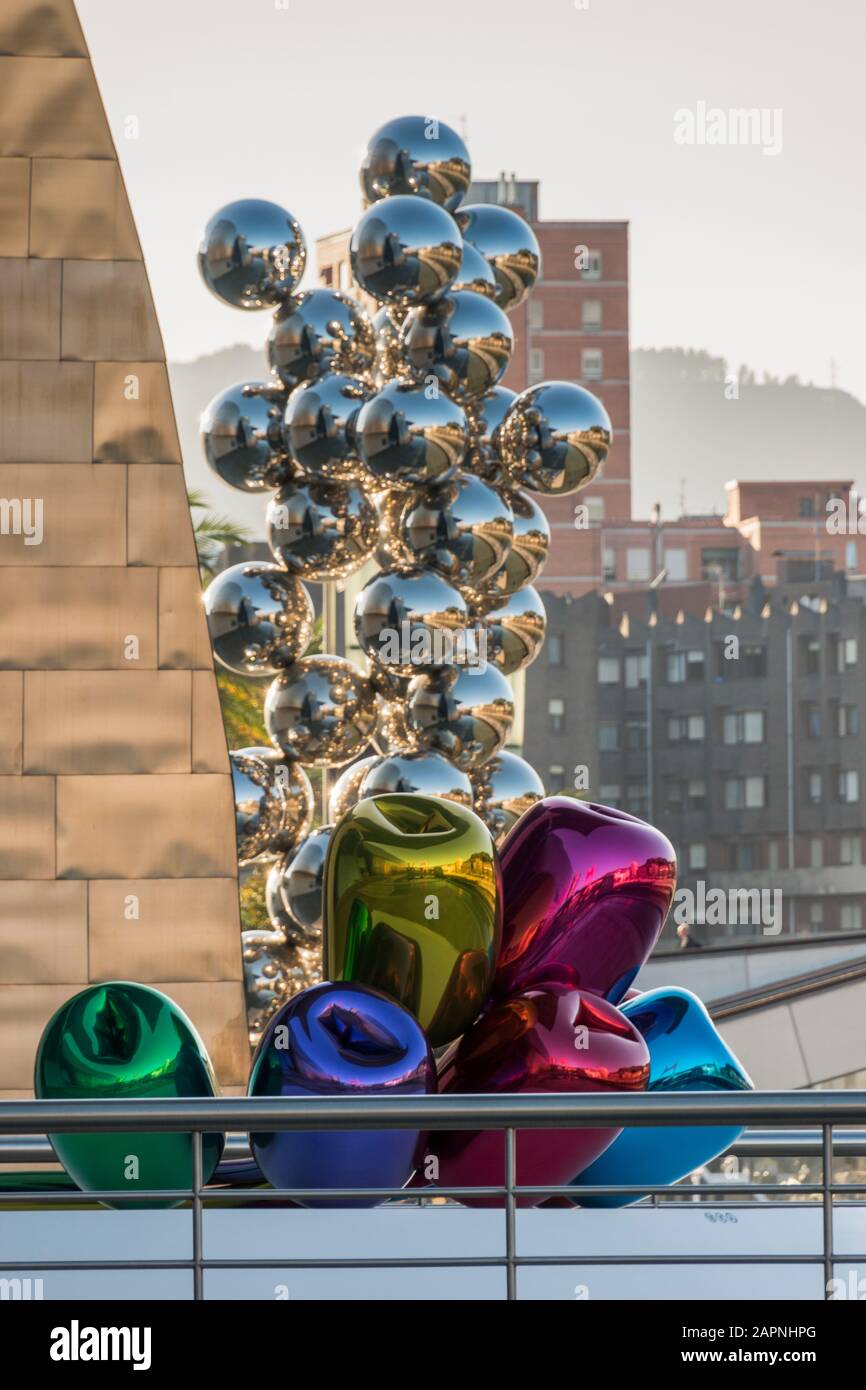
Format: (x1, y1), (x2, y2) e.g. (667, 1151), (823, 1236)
(804, 704), (823, 738)
(582, 249), (603, 281)
(846, 540), (858, 572)
(809, 838), (824, 869)
(581, 347), (603, 381)
(768, 840), (781, 871)
(626, 548), (651, 582)
(548, 764), (566, 792)
(528, 299), (544, 331)
(724, 775), (766, 810)
(702, 548), (740, 582)
(837, 704), (859, 737)
(664, 548), (688, 582)
(529, 347), (544, 384)
(548, 697), (565, 733)
(723, 710), (765, 744)
(688, 779), (707, 810)
(598, 657), (621, 684)
(624, 652), (648, 688)
(841, 903), (863, 931)
(810, 902), (825, 930)
(598, 722), (619, 752)
(602, 547), (616, 581)
(626, 782), (648, 818)
(742, 645), (768, 678)
(800, 638), (821, 677)
(838, 770), (860, 804)
(689, 843), (707, 871)
(668, 715), (705, 743)
(799, 496), (816, 517)
(320, 265), (334, 285)
(582, 298), (602, 330)
(840, 836), (863, 866)
(832, 636), (858, 672)
(548, 634), (563, 666)
(626, 719), (648, 752)
(339, 261), (351, 290)
(666, 649), (705, 684)
(807, 771), (823, 804)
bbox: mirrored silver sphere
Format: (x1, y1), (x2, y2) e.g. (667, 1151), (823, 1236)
(400, 473), (514, 596)
(350, 195), (462, 307)
(233, 747), (315, 857)
(373, 305), (410, 382)
(204, 563), (314, 676)
(453, 239), (498, 298)
(371, 697), (421, 756)
(354, 567), (469, 677)
(327, 754), (380, 824)
(465, 385), (518, 484)
(482, 488), (551, 596)
(470, 750), (545, 846)
(266, 477), (377, 581)
(267, 289), (375, 388)
(356, 379), (468, 489)
(200, 381), (289, 492)
(402, 291), (514, 400)
(456, 203), (541, 311)
(283, 373), (372, 482)
(359, 750), (474, 808)
(230, 749), (288, 864)
(264, 655), (377, 768)
(198, 199), (306, 310)
(242, 930), (293, 1029)
(360, 115), (471, 212)
(499, 380), (612, 496)
(407, 662), (516, 770)
(269, 825), (333, 944)
(481, 584), (547, 675)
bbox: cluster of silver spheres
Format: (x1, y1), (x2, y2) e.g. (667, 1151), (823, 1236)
(197, 115), (613, 1043)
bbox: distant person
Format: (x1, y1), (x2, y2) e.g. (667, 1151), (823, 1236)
(677, 923), (703, 950)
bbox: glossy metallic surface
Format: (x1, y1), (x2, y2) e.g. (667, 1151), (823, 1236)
(482, 488), (550, 596)
(230, 749), (288, 864)
(359, 751), (474, 808)
(242, 929), (294, 1038)
(272, 825), (334, 943)
(481, 583), (546, 675)
(470, 750), (545, 846)
(373, 486), (417, 569)
(197, 198), (306, 310)
(234, 747), (315, 856)
(428, 987), (649, 1206)
(371, 697), (422, 756)
(407, 662), (515, 770)
(399, 473), (514, 596)
(267, 289), (375, 388)
(403, 290), (514, 400)
(325, 793), (501, 1046)
(204, 562), (314, 676)
(570, 987), (753, 1207)
(350, 195), (462, 307)
(500, 380), (612, 496)
(494, 798), (677, 1002)
(34, 982), (223, 1207)
(249, 981), (436, 1205)
(264, 656), (377, 768)
(357, 379), (468, 489)
(327, 755), (381, 825)
(372, 304), (409, 382)
(465, 384), (517, 485)
(456, 203), (541, 311)
(283, 372), (372, 482)
(353, 566), (468, 677)
(266, 477), (377, 581)
(452, 239), (498, 298)
(360, 115), (471, 212)
(200, 380), (288, 492)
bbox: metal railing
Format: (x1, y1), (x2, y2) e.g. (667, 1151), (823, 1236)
(2, 1091), (866, 1301)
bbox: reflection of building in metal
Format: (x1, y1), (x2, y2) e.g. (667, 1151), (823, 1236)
(0, 0), (247, 1093)
(524, 570), (866, 944)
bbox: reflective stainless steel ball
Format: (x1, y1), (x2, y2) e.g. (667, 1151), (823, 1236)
(483, 488), (551, 596)
(465, 385), (518, 484)
(270, 825), (333, 944)
(350, 195), (462, 307)
(230, 749), (288, 864)
(407, 663), (516, 770)
(402, 291), (514, 400)
(204, 563), (314, 676)
(198, 199), (306, 310)
(235, 747), (315, 855)
(354, 567), (468, 677)
(200, 381), (288, 492)
(456, 203), (541, 311)
(481, 584), (547, 675)
(283, 373), (372, 481)
(453, 240), (498, 298)
(499, 380), (612, 495)
(373, 305), (409, 382)
(242, 929), (293, 1034)
(371, 698), (421, 756)
(264, 656), (377, 768)
(266, 477), (377, 581)
(327, 754), (381, 825)
(267, 289), (375, 388)
(359, 751), (474, 808)
(470, 750), (545, 846)
(373, 487), (418, 569)
(356, 379), (468, 488)
(400, 473), (514, 596)
(360, 115), (471, 212)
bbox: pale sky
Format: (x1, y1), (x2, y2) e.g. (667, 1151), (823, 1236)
(78, 0), (865, 401)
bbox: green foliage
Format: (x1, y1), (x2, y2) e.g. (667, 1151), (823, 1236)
(239, 865), (270, 932)
(216, 669), (268, 749)
(189, 488), (252, 579)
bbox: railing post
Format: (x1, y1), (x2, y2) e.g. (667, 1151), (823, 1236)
(822, 1123), (834, 1300)
(504, 1127), (517, 1301)
(192, 1129), (204, 1302)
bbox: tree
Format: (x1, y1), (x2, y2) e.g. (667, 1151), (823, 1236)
(188, 488), (252, 579)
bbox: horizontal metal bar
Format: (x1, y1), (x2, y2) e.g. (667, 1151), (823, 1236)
(3, 1090), (866, 1133)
